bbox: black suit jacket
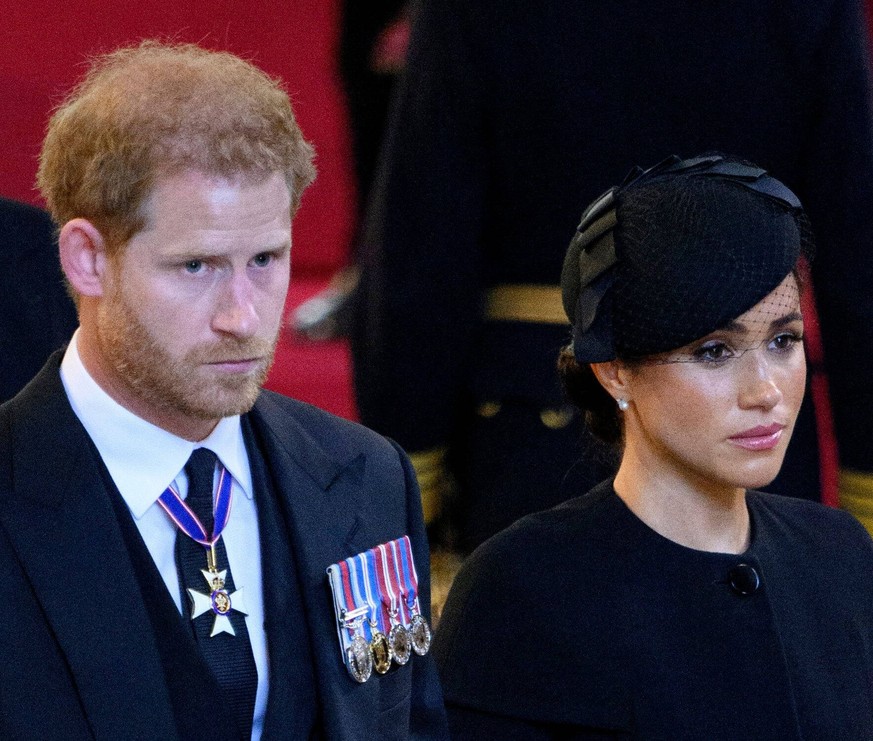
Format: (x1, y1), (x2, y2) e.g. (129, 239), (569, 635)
(0, 197), (76, 402)
(0, 355), (448, 740)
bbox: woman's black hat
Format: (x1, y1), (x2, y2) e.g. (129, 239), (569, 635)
(560, 154), (809, 362)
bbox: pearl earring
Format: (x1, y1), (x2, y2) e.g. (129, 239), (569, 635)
(617, 398), (629, 412)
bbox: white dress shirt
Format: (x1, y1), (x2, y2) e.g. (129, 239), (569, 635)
(60, 331), (269, 739)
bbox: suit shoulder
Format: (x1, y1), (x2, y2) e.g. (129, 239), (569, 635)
(254, 389), (400, 457)
(0, 197), (52, 222)
(752, 489), (864, 527)
(433, 481), (626, 723)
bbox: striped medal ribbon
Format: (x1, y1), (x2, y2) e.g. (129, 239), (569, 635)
(397, 535), (432, 655)
(158, 464), (251, 635)
(377, 541), (412, 666)
(358, 550), (392, 674)
(329, 558), (373, 683)
(158, 464), (233, 549)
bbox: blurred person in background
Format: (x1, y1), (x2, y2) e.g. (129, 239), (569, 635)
(293, 0), (411, 339)
(0, 197), (76, 402)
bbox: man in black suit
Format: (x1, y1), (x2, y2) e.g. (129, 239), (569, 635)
(0, 41), (446, 740)
(0, 196), (76, 401)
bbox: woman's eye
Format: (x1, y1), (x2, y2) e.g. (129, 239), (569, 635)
(770, 332), (803, 352)
(184, 259), (203, 274)
(252, 253), (272, 267)
(693, 342), (732, 362)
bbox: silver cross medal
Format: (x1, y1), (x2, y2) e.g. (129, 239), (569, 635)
(187, 543), (248, 637)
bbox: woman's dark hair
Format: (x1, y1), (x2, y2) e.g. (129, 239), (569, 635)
(557, 346), (623, 445)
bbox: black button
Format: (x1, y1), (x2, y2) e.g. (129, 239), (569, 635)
(728, 563), (760, 595)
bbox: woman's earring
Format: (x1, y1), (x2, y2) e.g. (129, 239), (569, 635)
(616, 398), (629, 412)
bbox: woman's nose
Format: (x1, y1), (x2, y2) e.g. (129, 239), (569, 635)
(737, 348), (783, 411)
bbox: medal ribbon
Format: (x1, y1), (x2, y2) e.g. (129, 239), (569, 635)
(376, 543), (400, 624)
(336, 559), (368, 639)
(397, 535), (421, 617)
(347, 554), (374, 641)
(363, 550), (387, 633)
(358, 552), (384, 634)
(158, 462), (233, 546)
(387, 539), (411, 625)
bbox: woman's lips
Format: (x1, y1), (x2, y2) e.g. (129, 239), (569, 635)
(729, 424), (785, 451)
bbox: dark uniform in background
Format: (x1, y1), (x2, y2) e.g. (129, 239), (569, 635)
(339, 0), (408, 214)
(353, 0), (873, 550)
(0, 197), (77, 402)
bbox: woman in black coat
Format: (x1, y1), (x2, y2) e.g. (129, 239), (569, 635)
(433, 155), (873, 739)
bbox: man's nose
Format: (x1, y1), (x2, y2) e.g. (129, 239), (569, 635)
(212, 271), (259, 338)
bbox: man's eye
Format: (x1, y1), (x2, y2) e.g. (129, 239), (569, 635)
(252, 253), (272, 267)
(693, 342), (732, 362)
(184, 259), (203, 273)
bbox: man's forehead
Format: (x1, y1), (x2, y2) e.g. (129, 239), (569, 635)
(137, 169), (292, 223)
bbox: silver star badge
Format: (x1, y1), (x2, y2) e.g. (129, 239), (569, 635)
(187, 569), (248, 637)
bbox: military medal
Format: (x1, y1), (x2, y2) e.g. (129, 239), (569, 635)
(326, 535), (432, 683)
(398, 535), (432, 656)
(185, 544), (249, 636)
(158, 465), (248, 637)
(378, 542), (412, 666)
(387, 612), (412, 665)
(409, 612), (432, 655)
(328, 559), (377, 683)
(340, 605), (373, 683)
(346, 633), (373, 684)
(353, 551), (390, 674)
(368, 623), (392, 674)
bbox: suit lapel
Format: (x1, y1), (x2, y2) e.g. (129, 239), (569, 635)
(248, 394), (383, 740)
(0, 358), (178, 739)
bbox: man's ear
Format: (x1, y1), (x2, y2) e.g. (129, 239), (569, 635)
(59, 218), (112, 297)
(590, 360), (632, 404)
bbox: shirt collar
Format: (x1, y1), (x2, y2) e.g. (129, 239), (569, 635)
(60, 331), (253, 519)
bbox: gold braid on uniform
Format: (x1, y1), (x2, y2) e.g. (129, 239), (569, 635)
(408, 447), (449, 525)
(839, 469), (873, 536)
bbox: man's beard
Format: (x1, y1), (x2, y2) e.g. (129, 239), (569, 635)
(97, 288), (278, 422)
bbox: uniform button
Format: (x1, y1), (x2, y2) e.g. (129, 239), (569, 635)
(728, 564), (760, 595)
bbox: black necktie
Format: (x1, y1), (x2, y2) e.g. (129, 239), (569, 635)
(176, 448), (258, 739)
